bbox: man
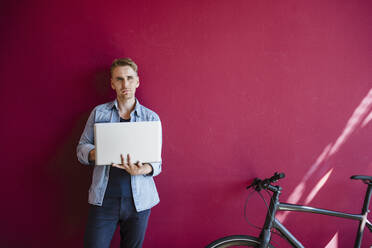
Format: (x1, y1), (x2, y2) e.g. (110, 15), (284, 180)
(77, 58), (162, 248)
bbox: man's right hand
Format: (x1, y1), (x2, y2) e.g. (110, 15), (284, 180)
(88, 149), (96, 163)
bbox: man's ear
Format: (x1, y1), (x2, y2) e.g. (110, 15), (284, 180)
(110, 78), (115, 90)
(136, 79), (140, 88)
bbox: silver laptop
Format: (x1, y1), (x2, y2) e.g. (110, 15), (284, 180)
(94, 121), (162, 165)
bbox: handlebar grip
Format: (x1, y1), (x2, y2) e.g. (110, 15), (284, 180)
(246, 172), (285, 191)
(269, 172), (285, 183)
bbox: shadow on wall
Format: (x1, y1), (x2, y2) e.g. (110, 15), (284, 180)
(44, 112), (92, 246)
(41, 67), (116, 247)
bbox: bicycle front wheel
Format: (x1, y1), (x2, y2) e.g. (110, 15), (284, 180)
(206, 235), (274, 248)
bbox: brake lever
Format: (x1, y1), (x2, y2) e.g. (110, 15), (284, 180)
(246, 178), (262, 191)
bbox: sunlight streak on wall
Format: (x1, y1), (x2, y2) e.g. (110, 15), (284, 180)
(276, 145), (331, 222)
(329, 88), (372, 156)
(305, 168), (333, 205)
(276, 182), (305, 222)
(362, 110), (372, 127)
(279, 88), (372, 223)
(304, 144), (332, 181)
(325, 232), (338, 248)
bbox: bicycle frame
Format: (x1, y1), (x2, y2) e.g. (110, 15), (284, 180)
(258, 184), (372, 248)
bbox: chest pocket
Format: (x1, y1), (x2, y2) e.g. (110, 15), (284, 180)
(95, 110), (112, 123)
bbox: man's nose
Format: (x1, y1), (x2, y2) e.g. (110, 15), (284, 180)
(122, 79), (129, 88)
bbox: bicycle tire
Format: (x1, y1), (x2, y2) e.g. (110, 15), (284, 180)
(206, 235), (274, 248)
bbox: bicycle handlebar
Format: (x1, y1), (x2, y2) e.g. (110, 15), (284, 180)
(247, 172), (285, 192)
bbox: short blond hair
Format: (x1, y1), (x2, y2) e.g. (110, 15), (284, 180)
(110, 58), (138, 76)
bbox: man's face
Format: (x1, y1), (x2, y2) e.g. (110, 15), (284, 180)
(111, 65), (140, 100)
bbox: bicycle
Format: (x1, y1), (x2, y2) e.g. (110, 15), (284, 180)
(206, 172), (372, 248)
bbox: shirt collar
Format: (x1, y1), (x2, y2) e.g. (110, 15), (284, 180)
(111, 98), (141, 117)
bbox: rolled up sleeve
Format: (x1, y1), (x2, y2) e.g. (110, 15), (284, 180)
(77, 109), (96, 165)
(146, 161), (162, 177)
(145, 116), (162, 177)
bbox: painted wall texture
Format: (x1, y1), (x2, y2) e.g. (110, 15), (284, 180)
(1, 0), (372, 247)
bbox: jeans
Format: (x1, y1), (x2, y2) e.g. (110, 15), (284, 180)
(84, 196), (151, 248)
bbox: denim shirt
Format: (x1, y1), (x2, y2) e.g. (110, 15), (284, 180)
(77, 99), (162, 211)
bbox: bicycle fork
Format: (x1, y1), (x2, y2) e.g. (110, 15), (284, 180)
(258, 185), (281, 248)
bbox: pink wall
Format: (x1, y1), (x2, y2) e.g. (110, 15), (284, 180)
(1, 0), (372, 247)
